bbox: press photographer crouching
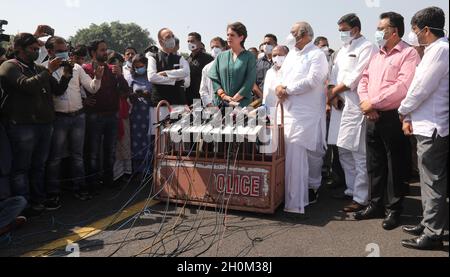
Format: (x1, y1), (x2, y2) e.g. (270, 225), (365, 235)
(0, 33), (72, 217)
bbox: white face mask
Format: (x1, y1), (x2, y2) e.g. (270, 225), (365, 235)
(408, 27), (447, 47)
(375, 30), (387, 48)
(211, 47), (223, 58)
(273, 55), (286, 68)
(163, 37), (176, 50)
(188, 43), (198, 52)
(263, 44), (274, 55)
(340, 31), (354, 45)
(408, 31), (421, 47)
(257, 52), (265, 59)
(321, 47), (330, 54)
(286, 34), (297, 49)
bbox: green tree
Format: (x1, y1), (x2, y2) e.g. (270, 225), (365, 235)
(70, 21), (155, 54)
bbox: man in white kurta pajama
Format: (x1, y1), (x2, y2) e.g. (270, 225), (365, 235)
(277, 22), (329, 214)
(328, 19), (378, 212)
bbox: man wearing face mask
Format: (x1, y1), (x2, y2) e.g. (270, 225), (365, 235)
(262, 45), (289, 118)
(314, 36), (334, 62)
(398, 7), (449, 251)
(254, 34), (278, 100)
(146, 28), (190, 134)
(0, 33), (71, 216)
(327, 14), (378, 213)
(186, 32), (214, 106)
(276, 22), (329, 215)
(42, 36), (104, 208)
(356, 12), (421, 231)
(199, 37), (227, 107)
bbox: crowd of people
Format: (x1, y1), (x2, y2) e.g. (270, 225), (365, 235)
(0, 6), (448, 252)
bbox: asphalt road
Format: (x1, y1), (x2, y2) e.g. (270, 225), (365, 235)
(0, 179), (448, 257)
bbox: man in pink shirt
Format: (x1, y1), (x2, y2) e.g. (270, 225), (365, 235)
(354, 12), (421, 231)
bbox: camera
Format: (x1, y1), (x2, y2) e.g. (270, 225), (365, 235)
(144, 45), (159, 55)
(0, 20), (10, 43)
(60, 60), (72, 67)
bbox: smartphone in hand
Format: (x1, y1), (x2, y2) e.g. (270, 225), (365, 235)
(92, 61), (99, 71)
(42, 26), (55, 36)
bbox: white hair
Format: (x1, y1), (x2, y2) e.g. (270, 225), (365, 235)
(295, 22), (315, 38)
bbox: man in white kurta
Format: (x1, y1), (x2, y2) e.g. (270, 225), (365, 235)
(199, 38), (228, 107)
(328, 18), (378, 212)
(277, 22), (329, 214)
(263, 46), (289, 121)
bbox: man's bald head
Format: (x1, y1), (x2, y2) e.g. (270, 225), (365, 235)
(158, 28), (174, 41)
(292, 21), (314, 38)
(273, 45), (289, 57)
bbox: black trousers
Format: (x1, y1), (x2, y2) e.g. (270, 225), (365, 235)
(323, 113), (346, 186)
(0, 122), (12, 200)
(366, 110), (411, 212)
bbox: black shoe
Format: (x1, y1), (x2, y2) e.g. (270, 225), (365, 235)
(343, 201), (367, 213)
(332, 191), (352, 200)
(382, 211), (401, 231)
(74, 191), (93, 201)
(309, 189), (319, 205)
(403, 225), (425, 236)
(23, 204), (45, 218)
(354, 205), (385, 221)
(44, 195), (62, 211)
(89, 185), (101, 196)
(105, 180), (124, 190)
(401, 234), (444, 251)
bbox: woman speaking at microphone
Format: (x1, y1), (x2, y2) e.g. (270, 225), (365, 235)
(208, 22), (256, 108)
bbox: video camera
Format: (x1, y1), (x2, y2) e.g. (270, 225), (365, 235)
(0, 20), (10, 43)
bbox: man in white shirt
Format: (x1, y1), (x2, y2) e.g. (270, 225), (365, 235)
(328, 14), (378, 213)
(276, 22), (329, 214)
(399, 7), (449, 251)
(43, 36), (104, 208)
(199, 37), (228, 107)
(146, 28), (190, 135)
(263, 45), (289, 121)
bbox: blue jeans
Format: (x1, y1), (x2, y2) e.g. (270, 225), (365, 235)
(0, 196), (27, 229)
(86, 113), (118, 189)
(47, 113), (86, 194)
(6, 124), (53, 205)
(0, 123), (12, 200)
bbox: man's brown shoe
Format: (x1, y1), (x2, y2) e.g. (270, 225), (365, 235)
(343, 201), (366, 213)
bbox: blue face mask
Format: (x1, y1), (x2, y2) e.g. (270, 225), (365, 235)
(55, 52), (69, 61)
(135, 67), (147, 75)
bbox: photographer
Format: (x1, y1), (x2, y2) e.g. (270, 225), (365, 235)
(43, 36), (104, 209)
(0, 33), (71, 216)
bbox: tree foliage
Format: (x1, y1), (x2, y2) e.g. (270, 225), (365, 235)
(70, 21), (155, 54)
